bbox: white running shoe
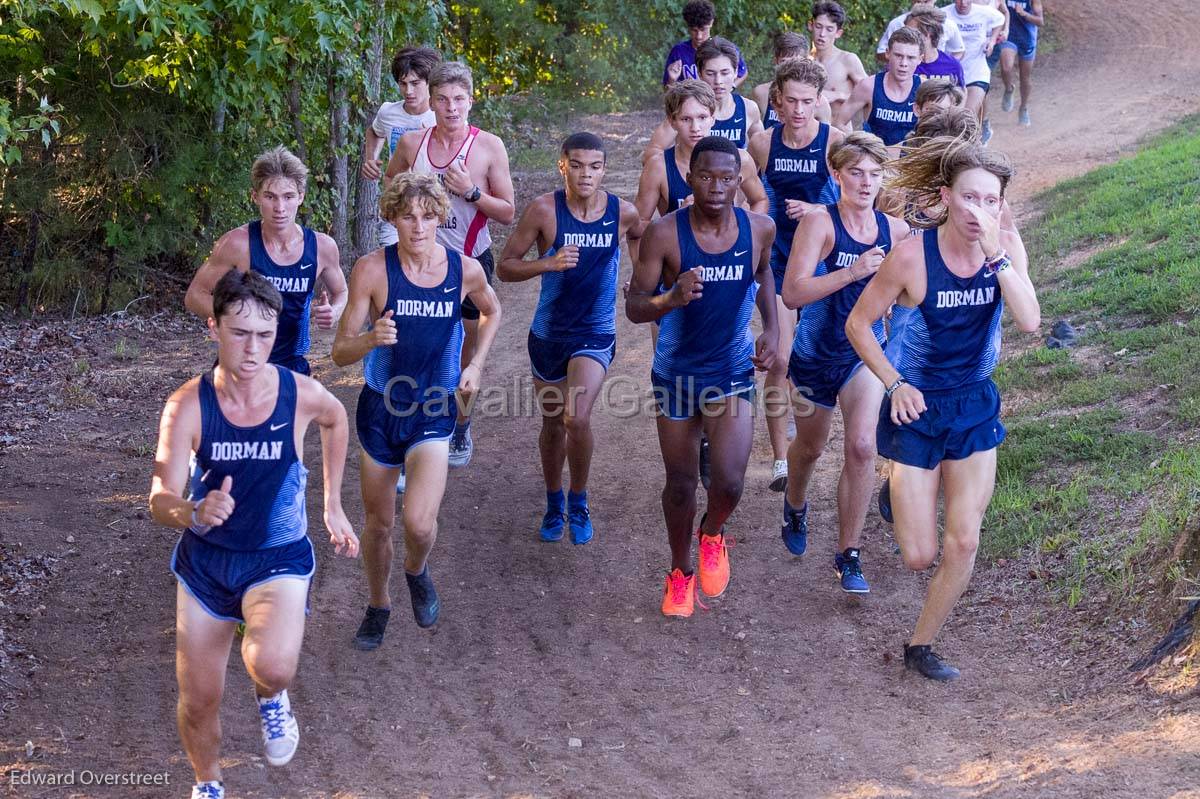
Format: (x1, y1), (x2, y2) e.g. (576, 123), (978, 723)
(448, 426), (473, 468)
(769, 459), (788, 492)
(395, 464), (406, 494)
(191, 781), (224, 799)
(257, 690), (300, 767)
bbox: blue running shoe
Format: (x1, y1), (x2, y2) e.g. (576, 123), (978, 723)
(878, 477), (893, 524)
(835, 548), (870, 594)
(781, 502), (808, 556)
(405, 565), (440, 628)
(539, 509), (565, 542)
(568, 502), (593, 545)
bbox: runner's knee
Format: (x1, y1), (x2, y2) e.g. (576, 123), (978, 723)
(843, 434), (876, 468)
(243, 648), (296, 695)
(663, 470), (698, 506)
(562, 411), (591, 439)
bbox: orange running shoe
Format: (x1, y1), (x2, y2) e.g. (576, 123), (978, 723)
(661, 568), (696, 617)
(697, 531), (730, 597)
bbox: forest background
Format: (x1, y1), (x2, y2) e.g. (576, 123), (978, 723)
(0, 0), (894, 314)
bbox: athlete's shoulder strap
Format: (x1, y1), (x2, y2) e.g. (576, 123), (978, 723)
(875, 210), (892, 250)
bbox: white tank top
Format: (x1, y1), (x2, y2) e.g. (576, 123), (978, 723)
(412, 126), (491, 257)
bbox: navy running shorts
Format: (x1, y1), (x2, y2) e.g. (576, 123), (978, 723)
(652, 369), (756, 421)
(788, 352), (867, 410)
(997, 39), (1037, 62)
(967, 79), (990, 92)
(172, 531), (314, 622)
(462, 248), (494, 321)
(877, 378), (1006, 470)
(355, 384), (456, 468)
(528, 331), (616, 383)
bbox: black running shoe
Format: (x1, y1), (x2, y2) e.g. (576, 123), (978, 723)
(699, 436), (711, 490)
(353, 606), (391, 651)
(903, 644), (960, 681)
(878, 477), (893, 524)
(405, 566), (440, 628)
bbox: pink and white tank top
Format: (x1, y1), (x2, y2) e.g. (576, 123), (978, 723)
(411, 126), (491, 258)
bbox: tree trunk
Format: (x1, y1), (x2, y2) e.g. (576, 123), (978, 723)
(327, 54), (350, 269)
(99, 245), (117, 314)
(199, 99), (227, 232)
(353, 0), (387, 260)
(286, 57), (308, 165)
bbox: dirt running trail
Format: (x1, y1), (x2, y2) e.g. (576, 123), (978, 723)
(3, 2), (1200, 797)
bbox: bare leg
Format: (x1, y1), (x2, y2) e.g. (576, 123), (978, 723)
(656, 414), (703, 573)
(699, 394), (755, 533)
(563, 356), (607, 494)
(764, 296), (797, 464)
(175, 585), (235, 784)
(359, 451), (401, 609)
(910, 448), (996, 645)
(834, 367), (885, 551)
(400, 440), (450, 575)
(534, 379), (566, 493)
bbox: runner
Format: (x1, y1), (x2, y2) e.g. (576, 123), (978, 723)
(384, 61), (515, 468)
(809, 2), (868, 125)
(876, 1), (964, 65)
(751, 32), (819, 132)
(941, 0), (1005, 129)
(980, 0), (1011, 144)
(150, 270), (359, 799)
(998, 0), (1044, 127)
(838, 27), (924, 156)
(663, 0), (748, 87)
(748, 57), (844, 492)
(184, 146), (347, 376)
(497, 132), (643, 544)
(906, 5), (966, 87)
(360, 45), (440, 247)
(626, 137), (778, 617)
(778, 132), (909, 593)
(635, 80), (769, 229)
(647, 38), (762, 154)
(333, 173), (501, 650)
(846, 135), (1040, 680)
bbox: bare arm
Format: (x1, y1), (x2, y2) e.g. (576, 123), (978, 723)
(641, 119), (677, 165)
(184, 229), (247, 319)
(634, 156), (668, 225)
(836, 78), (873, 130)
(149, 383), (202, 529)
(750, 216), (780, 370)
(382, 131), (417, 188)
(846, 237), (922, 391)
(460, 256), (502, 386)
(744, 101), (764, 142)
(297, 375), (358, 557)
(331, 255), (391, 367)
(751, 82), (771, 119)
(747, 128), (772, 173)
(497, 195), (567, 283)
(1017, 0), (1044, 27)
(738, 156), (769, 215)
(314, 233), (348, 330)
(361, 126), (386, 181)
(620, 198), (646, 267)
(996, 229), (1040, 332)
(626, 216), (688, 324)
(781, 211), (836, 310)
(476, 135), (516, 225)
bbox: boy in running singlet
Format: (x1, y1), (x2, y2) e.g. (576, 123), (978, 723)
(152, 270), (358, 799)
(335, 174), (501, 650)
(385, 61), (516, 467)
(646, 37), (762, 155)
(838, 27), (924, 157)
(185, 147), (347, 376)
(748, 57), (844, 492)
(997, 0), (1043, 127)
(498, 133), (643, 545)
(752, 32), (826, 132)
(627, 137), (779, 618)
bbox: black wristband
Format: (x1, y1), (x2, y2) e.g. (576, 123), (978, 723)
(885, 377), (907, 397)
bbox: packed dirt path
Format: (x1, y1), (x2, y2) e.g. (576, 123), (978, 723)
(3, 1), (1200, 797)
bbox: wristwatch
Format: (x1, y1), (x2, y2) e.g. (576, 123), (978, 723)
(885, 376), (907, 398)
(464, 185), (482, 203)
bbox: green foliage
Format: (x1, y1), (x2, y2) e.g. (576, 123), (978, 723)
(0, 0), (893, 313)
(986, 117), (1200, 609)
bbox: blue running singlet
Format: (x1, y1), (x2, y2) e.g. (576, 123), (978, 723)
(663, 147), (693, 212)
(863, 73), (921, 146)
(531, 190), (621, 340)
(766, 123), (836, 270)
(653, 208), (758, 381)
(1004, 0), (1038, 50)
(364, 246), (464, 409)
(887, 229), (1004, 391)
(764, 103), (782, 130)
(709, 94), (751, 149)
(794, 204), (892, 363)
(248, 221), (318, 369)
(188, 366), (308, 551)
